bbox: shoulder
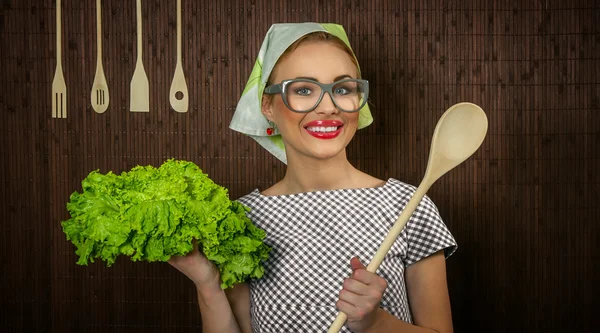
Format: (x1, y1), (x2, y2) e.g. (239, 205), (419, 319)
(235, 189), (262, 206)
(352, 170), (386, 189)
(257, 181), (286, 196)
(386, 178), (439, 209)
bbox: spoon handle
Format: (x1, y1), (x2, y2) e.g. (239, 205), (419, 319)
(327, 183), (431, 333)
(176, 0), (182, 63)
(56, 0), (62, 69)
(368, 184), (429, 271)
(96, 0), (102, 65)
(136, 0), (142, 61)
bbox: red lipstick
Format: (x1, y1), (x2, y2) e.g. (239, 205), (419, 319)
(304, 120), (343, 139)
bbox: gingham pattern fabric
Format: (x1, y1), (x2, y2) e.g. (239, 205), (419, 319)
(237, 178), (457, 333)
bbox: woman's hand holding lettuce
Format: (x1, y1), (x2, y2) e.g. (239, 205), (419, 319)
(167, 243), (222, 292)
(61, 159), (270, 289)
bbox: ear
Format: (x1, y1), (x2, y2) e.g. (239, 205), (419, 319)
(261, 95), (274, 122)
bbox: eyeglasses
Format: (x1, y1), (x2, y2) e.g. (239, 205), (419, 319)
(264, 78), (369, 113)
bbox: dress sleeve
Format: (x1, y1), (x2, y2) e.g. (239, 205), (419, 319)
(403, 194), (457, 266)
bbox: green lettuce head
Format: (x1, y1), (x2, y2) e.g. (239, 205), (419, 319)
(62, 159), (270, 289)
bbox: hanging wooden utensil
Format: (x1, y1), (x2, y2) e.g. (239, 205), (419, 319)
(51, 0), (67, 119)
(169, 0), (189, 113)
(91, 0), (109, 113)
(130, 0), (149, 112)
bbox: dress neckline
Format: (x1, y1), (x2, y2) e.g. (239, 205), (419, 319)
(251, 178), (396, 198)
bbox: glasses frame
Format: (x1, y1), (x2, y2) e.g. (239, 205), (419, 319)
(264, 78), (369, 113)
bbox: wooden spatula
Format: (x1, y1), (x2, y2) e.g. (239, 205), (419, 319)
(169, 0), (188, 113)
(51, 0), (67, 119)
(129, 0), (149, 112)
(91, 0), (109, 113)
(327, 102), (489, 332)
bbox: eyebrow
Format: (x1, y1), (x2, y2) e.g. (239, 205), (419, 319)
(294, 75), (354, 82)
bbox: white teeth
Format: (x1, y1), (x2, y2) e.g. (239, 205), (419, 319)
(306, 126), (339, 133)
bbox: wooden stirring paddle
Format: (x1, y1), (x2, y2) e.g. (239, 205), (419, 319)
(129, 0), (149, 112)
(327, 102), (488, 333)
(169, 0), (189, 113)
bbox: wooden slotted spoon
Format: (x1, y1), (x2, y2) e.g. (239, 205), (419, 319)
(51, 0), (66, 119)
(327, 102), (488, 333)
(91, 0), (109, 113)
(169, 0), (189, 113)
(129, 0), (149, 112)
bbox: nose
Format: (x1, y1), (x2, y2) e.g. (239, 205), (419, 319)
(315, 92), (339, 115)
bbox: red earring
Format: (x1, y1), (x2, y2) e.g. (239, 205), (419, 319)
(266, 120), (276, 135)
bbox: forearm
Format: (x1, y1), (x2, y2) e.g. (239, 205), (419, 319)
(197, 285), (242, 333)
(362, 308), (442, 333)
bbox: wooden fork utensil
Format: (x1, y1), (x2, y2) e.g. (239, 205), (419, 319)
(51, 0), (67, 118)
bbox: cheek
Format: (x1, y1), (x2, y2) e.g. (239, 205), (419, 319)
(346, 113), (360, 128)
(272, 98), (305, 128)
(271, 97), (287, 116)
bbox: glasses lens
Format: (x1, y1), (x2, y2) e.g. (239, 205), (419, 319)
(331, 80), (367, 112)
(285, 80), (322, 112)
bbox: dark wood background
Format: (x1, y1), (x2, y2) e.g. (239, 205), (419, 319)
(1, 0), (598, 332)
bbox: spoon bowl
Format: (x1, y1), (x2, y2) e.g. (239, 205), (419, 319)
(423, 102), (488, 183)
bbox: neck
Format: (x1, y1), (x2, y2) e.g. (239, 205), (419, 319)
(281, 149), (358, 193)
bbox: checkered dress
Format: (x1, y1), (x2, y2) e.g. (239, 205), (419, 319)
(236, 178), (457, 333)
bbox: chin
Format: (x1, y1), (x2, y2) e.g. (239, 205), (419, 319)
(307, 147), (346, 160)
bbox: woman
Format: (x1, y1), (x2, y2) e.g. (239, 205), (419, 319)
(169, 23), (456, 333)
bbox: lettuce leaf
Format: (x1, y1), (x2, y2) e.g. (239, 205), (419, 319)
(61, 159), (270, 289)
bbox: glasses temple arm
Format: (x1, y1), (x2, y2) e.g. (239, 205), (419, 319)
(264, 83), (283, 94)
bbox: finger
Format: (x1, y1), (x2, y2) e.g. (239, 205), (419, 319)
(350, 257), (380, 285)
(342, 278), (386, 309)
(350, 257), (366, 271)
(336, 299), (369, 322)
(336, 299), (356, 315)
(338, 287), (369, 306)
(343, 277), (371, 296)
(351, 267), (383, 286)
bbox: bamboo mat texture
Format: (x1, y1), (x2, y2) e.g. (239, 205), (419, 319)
(0, 0), (598, 332)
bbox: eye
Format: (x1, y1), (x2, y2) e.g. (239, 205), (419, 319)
(293, 87), (313, 96)
(334, 85), (357, 95)
(334, 87), (350, 95)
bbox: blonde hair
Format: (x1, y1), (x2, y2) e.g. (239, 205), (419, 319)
(268, 32), (361, 85)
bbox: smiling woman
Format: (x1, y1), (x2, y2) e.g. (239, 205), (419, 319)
(168, 23), (457, 333)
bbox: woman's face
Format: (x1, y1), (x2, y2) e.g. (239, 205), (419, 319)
(262, 41), (361, 162)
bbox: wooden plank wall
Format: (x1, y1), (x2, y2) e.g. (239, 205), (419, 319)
(1, 0), (597, 332)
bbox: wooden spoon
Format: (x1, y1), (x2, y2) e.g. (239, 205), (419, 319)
(129, 0), (149, 112)
(91, 0), (109, 113)
(169, 0), (188, 113)
(327, 102), (488, 332)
